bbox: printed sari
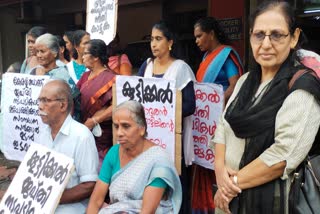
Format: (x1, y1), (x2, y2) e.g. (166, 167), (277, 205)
(193, 45), (243, 214)
(99, 146), (182, 214)
(77, 69), (115, 161)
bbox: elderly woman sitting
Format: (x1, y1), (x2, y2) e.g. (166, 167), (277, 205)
(86, 100), (182, 214)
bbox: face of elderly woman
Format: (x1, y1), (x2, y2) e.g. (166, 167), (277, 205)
(113, 108), (145, 150)
(82, 44), (95, 70)
(36, 44), (57, 68)
(250, 9), (299, 72)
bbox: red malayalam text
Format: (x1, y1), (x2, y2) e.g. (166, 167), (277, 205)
(144, 106), (168, 117)
(195, 89), (221, 103)
(192, 118), (217, 136)
(149, 138), (167, 149)
(194, 144), (215, 163)
(193, 105), (210, 120)
(146, 117), (174, 133)
(193, 134), (208, 147)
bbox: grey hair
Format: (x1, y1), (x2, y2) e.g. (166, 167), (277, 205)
(35, 33), (60, 59)
(114, 100), (148, 137)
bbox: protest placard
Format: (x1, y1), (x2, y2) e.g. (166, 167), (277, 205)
(115, 76), (177, 161)
(1, 73), (49, 161)
(86, 0), (118, 45)
(0, 143), (74, 214)
(192, 82), (224, 170)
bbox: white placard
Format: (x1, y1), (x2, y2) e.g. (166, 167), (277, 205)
(192, 82), (224, 170)
(86, 0), (118, 45)
(116, 76), (176, 161)
(0, 143), (74, 214)
(1, 73), (49, 161)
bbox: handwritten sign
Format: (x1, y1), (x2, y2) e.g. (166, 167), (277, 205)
(1, 73), (49, 161)
(0, 143), (74, 214)
(86, 0), (118, 45)
(192, 82), (224, 170)
(218, 18), (242, 40)
(116, 76), (176, 161)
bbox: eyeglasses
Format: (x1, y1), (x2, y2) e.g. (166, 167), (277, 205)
(38, 97), (64, 105)
(250, 31), (290, 44)
(83, 51), (91, 55)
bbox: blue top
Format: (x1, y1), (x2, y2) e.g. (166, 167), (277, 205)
(214, 57), (239, 91)
(73, 61), (87, 80)
(99, 144), (167, 188)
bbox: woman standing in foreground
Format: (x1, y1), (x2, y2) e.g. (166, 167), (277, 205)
(213, 1), (320, 213)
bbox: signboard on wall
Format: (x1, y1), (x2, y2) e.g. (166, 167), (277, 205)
(86, 0), (118, 45)
(218, 18), (242, 41)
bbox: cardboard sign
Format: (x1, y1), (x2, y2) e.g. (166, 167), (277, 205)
(86, 0), (118, 45)
(1, 73), (49, 161)
(192, 82), (224, 170)
(0, 143), (74, 214)
(116, 76), (177, 161)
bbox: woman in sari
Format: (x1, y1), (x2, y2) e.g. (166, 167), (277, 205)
(67, 30), (90, 84)
(20, 26), (48, 74)
(77, 39), (116, 164)
(87, 100), (182, 214)
(194, 17), (243, 102)
(192, 17), (244, 214)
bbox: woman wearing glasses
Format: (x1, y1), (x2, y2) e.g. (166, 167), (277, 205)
(77, 39), (116, 167)
(212, 1), (320, 213)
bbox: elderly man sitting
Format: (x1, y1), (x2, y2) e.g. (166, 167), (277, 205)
(38, 79), (99, 213)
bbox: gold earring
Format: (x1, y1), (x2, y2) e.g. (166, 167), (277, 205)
(169, 46), (172, 51)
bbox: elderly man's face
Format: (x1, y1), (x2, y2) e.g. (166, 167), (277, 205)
(36, 44), (57, 68)
(38, 83), (65, 126)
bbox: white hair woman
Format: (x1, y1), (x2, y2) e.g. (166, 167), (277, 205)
(31, 33), (71, 83)
(87, 100), (182, 214)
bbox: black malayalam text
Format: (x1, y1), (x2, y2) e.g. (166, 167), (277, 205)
(121, 79), (173, 104)
(90, 0), (113, 35)
(3, 194), (35, 214)
(27, 151), (69, 185)
(13, 141), (30, 152)
(21, 177), (52, 208)
(13, 77), (45, 88)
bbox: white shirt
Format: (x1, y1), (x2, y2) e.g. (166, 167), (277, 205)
(40, 114), (99, 214)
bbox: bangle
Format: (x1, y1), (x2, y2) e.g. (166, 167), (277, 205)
(91, 117), (98, 125)
(233, 175), (238, 186)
